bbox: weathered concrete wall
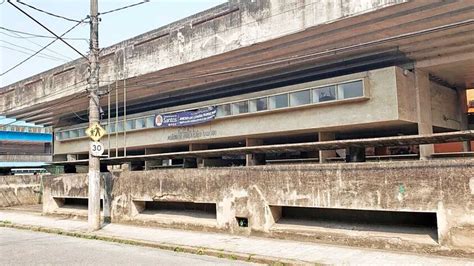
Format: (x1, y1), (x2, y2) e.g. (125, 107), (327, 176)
(54, 67), (413, 155)
(0, 0), (406, 115)
(431, 82), (461, 130)
(0, 175), (41, 207)
(43, 159), (474, 254)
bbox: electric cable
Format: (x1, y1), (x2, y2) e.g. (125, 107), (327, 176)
(17, 0), (87, 23)
(0, 45), (68, 62)
(0, 18), (87, 77)
(0, 31), (77, 61)
(99, 0), (149, 16)
(0, 40), (72, 61)
(7, 0), (89, 60)
(0, 26), (87, 41)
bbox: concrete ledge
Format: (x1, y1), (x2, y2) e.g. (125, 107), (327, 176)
(0, 175), (41, 207)
(42, 159), (474, 254)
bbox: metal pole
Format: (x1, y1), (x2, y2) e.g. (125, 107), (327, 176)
(123, 78), (127, 157)
(115, 78), (118, 157)
(88, 0), (101, 231)
(107, 84), (111, 158)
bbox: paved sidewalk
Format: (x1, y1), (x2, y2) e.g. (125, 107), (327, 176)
(1, 209), (473, 265)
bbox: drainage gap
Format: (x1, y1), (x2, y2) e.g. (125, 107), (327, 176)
(134, 201), (217, 222)
(55, 197), (103, 210)
(272, 206), (438, 242)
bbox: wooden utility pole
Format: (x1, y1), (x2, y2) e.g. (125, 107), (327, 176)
(88, 0), (101, 231)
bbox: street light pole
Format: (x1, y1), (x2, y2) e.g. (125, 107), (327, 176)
(88, 0), (101, 231)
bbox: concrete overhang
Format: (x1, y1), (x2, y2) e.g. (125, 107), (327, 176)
(1, 0), (473, 127)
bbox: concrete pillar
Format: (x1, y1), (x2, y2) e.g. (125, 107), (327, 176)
(415, 70), (434, 160)
(66, 154), (78, 161)
(246, 138), (265, 166)
(103, 173), (112, 223)
(457, 88), (471, 152)
(189, 143), (208, 168)
(318, 132), (336, 163)
(144, 148), (163, 170)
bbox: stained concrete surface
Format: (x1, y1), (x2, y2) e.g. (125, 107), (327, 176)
(0, 227), (256, 266)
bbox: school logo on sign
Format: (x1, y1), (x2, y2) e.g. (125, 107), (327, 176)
(155, 114), (164, 127)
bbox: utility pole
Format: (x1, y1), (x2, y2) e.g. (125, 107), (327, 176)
(88, 0), (101, 231)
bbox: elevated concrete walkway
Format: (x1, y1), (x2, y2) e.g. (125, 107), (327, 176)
(0, 209), (472, 265)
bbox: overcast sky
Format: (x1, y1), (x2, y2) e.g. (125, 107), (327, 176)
(0, 0), (226, 126)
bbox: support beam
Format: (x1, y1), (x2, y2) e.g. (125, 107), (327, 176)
(144, 148), (164, 170)
(415, 69), (434, 160)
(189, 143), (208, 168)
(50, 130), (474, 165)
(457, 88), (472, 152)
(318, 132), (336, 163)
(246, 138), (265, 166)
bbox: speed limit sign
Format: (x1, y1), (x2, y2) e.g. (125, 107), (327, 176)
(90, 141), (105, 157)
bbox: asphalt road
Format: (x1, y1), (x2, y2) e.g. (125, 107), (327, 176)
(0, 227), (257, 266)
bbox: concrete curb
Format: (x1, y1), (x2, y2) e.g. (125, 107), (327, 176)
(0, 221), (319, 266)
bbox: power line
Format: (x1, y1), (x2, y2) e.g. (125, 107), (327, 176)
(0, 18), (86, 77)
(0, 26), (88, 41)
(17, 0), (87, 23)
(0, 32), (75, 61)
(99, 0), (149, 16)
(0, 40), (72, 61)
(8, 0), (89, 61)
(0, 45), (67, 62)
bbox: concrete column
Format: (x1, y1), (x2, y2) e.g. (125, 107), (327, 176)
(415, 70), (434, 160)
(103, 173), (112, 223)
(246, 138), (265, 166)
(189, 143), (208, 168)
(318, 132), (336, 163)
(457, 88), (471, 152)
(144, 148), (163, 170)
(66, 154), (78, 161)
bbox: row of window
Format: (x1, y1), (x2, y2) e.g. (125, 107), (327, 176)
(216, 80), (363, 117)
(1, 125), (52, 134)
(56, 80), (364, 141)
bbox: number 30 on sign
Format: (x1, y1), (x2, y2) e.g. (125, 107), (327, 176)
(90, 141), (105, 157)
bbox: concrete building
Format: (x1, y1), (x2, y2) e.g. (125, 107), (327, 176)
(1, 0), (474, 255)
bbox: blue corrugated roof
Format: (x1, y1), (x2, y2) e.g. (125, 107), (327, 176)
(0, 131), (52, 142)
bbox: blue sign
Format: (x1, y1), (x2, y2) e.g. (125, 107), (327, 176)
(155, 107), (217, 128)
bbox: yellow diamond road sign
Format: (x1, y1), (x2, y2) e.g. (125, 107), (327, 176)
(85, 122), (106, 141)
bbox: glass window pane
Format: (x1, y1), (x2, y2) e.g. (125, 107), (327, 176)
(231, 101), (248, 115)
(337, 80), (363, 99)
(126, 120), (136, 130)
(70, 130), (79, 138)
(77, 128), (86, 137)
(62, 131), (70, 139)
(290, 90), (310, 106)
(106, 124), (115, 133)
(250, 97), (268, 112)
(217, 104), (231, 117)
(117, 122), (124, 132)
(146, 116), (155, 128)
(312, 86), (336, 103)
(269, 94), (288, 109)
(136, 118), (146, 129)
